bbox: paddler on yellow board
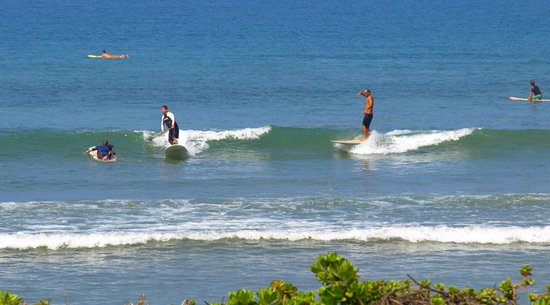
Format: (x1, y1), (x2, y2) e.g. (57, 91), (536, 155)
(84, 140), (116, 161)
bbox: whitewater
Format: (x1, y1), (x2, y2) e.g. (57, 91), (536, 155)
(3, 193), (550, 250)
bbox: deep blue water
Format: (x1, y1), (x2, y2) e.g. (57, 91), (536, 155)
(2, 0), (550, 304)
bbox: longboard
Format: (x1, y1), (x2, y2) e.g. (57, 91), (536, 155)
(331, 139), (363, 145)
(165, 144), (189, 160)
(89, 151), (117, 162)
(87, 55), (128, 59)
(509, 96), (550, 102)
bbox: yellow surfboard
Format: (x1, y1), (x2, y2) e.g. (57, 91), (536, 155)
(88, 151), (117, 162)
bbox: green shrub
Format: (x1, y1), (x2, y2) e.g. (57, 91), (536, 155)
(203, 253), (550, 305)
(0, 290), (21, 305)
(7, 252), (550, 305)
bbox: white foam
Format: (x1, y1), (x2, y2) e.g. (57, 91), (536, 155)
(142, 126), (271, 155)
(0, 232), (182, 250)
(350, 128), (477, 155)
(183, 225), (550, 244)
(2, 225), (549, 250)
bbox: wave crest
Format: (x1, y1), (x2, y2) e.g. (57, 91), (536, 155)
(143, 126), (272, 155)
(3, 225), (549, 250)
(342, 128), (477, 155)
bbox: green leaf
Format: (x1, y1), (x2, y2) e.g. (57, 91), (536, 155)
(0, 290), (22, 305)
(256, 288), (277, 305)
(431, 295), (446, 305)
(227, 289), (256, 305)
(519, 265), (533, 277)
(499, 278), (514, 300)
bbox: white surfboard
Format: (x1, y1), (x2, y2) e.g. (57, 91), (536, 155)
(509, 96), (550, 102)
(89, 151), (117, 162)
(331, 139), (363, 145)
(165, 144), (189, 160)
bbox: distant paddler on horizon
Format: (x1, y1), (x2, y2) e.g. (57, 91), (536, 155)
(508, 80), (547, 102)
(88, 50), (129, 59)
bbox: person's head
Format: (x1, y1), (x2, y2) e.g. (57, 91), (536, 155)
(363, 89), (371, 96)
(531, 80), (536, 86)
(102, 139), (109, 146)
(161, 105), (168, 114)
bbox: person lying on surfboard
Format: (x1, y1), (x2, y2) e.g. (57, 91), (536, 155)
(160, 104), (179, 145)
(529, 80), (543, 102)
(356, 88), (374, 141)
(84, 140), (116, 160)
(99, 50), (129, 59)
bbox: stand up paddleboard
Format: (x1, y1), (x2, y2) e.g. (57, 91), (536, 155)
(509, 96), (550, 102)
(331, 139), (363, 145)
(165, 144), (189, 160)
(89, 151), (117, 162)
(87, 55), (129, 59)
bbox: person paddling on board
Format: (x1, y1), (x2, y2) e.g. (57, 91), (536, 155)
(528, 80), (543, 102)
(100, 50), (129, 59)
(84, 140), (116, 160)
(356, 88), (374, 141)
(161, 105), (179, 145)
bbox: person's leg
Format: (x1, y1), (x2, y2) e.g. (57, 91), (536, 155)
(97, 151), (107, 160)
(168, 129), (175, 144)
(362, 114), (373, 141)
(362, 125), (368, 141)
(173, 124), (180, 144)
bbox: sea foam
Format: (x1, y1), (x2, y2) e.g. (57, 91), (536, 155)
(2, 225), (549, 250)
(348, 128), (477, 155)
(143, 126), (271, 155)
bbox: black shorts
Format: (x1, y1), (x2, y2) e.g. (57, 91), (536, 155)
(97, 151), (112, 159)
(169, 122), (180, 143)
(362, 114), (373, 128)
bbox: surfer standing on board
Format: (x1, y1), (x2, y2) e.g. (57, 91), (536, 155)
(356, 88), (374, 141)
(100, 50), (129, 59)
(161, 105), (179, 145)
(528, 80), (543, 102)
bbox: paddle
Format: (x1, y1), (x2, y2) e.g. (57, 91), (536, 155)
(147, 130), (167, 141)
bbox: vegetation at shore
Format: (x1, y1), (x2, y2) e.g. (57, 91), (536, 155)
(2, 252), (550, 305)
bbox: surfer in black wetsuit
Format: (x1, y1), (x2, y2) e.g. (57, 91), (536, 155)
(529, 80), (543, 102)
(161, 105), (179, 145)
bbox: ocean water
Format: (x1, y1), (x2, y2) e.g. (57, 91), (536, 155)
(2, 0), (550, 304)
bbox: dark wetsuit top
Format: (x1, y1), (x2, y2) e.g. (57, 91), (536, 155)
(162, 112), (180, 143)
(95, 144), (113, 159)
(532, 85), (542, 95)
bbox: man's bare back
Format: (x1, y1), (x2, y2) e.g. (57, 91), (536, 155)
(100, 50), (129, 59)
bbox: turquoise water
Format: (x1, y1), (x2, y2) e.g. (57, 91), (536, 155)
(2, 0), (550, 304)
